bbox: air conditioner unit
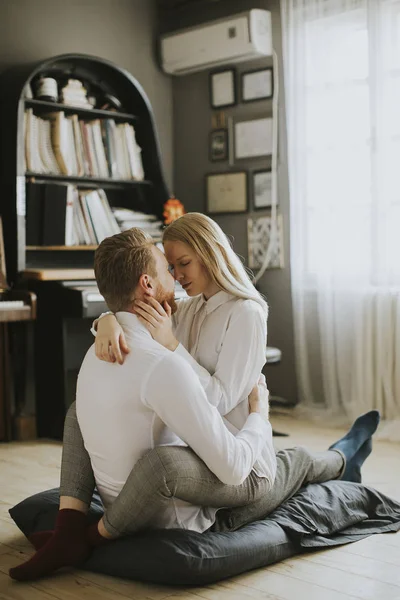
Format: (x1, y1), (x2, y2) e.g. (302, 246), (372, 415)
(160, 9), (272, 75)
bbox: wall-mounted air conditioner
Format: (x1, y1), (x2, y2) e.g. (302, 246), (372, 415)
(160, 9), (272, 76)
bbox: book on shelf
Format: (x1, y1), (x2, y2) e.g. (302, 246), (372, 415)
(24, 109), (145, 181)
(26, 183), (122, 247)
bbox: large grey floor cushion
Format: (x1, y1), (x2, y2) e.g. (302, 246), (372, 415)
(9, 481), (400, 585)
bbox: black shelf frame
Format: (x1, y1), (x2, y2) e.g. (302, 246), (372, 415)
(26, 172), (153, 189)
(25, 98), (138, 123)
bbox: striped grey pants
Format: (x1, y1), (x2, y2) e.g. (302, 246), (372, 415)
(60, 402), (344, 537)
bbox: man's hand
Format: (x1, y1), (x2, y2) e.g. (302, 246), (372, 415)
(96, 314), (130, 365)
(248, 375), (270, 422)
(134, 296), (179, 351)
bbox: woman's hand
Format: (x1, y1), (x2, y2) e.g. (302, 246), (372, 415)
(95, 314), (130, 364)
(134, 296), (178, 351)
(248, 375), (270, 421)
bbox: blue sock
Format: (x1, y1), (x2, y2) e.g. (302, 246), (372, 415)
(329, 410), (380, 463)
(340, 438), (373, 483)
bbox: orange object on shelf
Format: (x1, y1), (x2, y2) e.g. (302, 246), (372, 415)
(163, 197), (185, 225)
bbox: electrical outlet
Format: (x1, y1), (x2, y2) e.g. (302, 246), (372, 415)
(247, 214), (284, 270)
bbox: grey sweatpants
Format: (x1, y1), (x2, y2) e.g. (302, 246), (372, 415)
(60, 402), (344, 537)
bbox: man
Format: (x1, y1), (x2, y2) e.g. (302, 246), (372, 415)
(10, 229), (379, 581)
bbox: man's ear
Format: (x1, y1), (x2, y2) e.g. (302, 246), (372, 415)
(138, 273), (155, 296)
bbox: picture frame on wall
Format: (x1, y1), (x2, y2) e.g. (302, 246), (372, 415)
(253, 169), (273, 209)
(241, 67), (273, 103)
(206, 171), (248, 215)
(234, 117), (273, 159)
(210, 69), (236, 109)
(209, 129), (228, 162)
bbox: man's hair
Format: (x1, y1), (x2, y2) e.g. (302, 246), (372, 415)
(94, 228), (156, 313)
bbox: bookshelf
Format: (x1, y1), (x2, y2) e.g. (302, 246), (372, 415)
(0, 54), (172, 439)
(0, 53), (171, 283)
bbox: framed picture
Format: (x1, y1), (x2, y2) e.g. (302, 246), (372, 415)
(253, 169), (273, 209)
(235, 117), (273, 159)
(247, 214), (284, 270)
(210, 69), (236, 109)
(209, 129), (228, 162)
(241, 67), (273, 103)
(206, 171), (248, 215)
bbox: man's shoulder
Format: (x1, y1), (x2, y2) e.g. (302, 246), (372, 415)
(150, 350), (191, 378)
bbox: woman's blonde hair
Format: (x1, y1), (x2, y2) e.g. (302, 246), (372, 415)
(162, 213), (268, 319)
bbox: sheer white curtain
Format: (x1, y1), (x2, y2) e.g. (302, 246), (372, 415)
(281, 0), (400, 437)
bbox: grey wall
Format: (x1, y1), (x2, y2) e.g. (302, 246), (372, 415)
(0, 0), (174, 188)
(164, 0), (298, 403)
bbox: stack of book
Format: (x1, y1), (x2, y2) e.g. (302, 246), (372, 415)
(112, 208), (164, 241)
(26, 183), (120, 246)
(24, 109), (144, 180)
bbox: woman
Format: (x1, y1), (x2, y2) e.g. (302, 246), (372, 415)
(11, 214), (362, 583)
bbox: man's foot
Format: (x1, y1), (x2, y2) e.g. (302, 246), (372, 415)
(9, 509), (89, 581)
(329, 410), (380, 464)
(340, 437), (373, 483)
(29, 518), (111, 552)
(29, 530), (53, 551)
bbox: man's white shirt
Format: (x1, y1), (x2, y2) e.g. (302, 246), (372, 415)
(77, 311), (273, 532)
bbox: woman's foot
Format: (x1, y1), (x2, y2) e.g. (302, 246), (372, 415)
(329, 410), (379, 482)
(340, 437), (373, 483)
(329, 410), (379, 459)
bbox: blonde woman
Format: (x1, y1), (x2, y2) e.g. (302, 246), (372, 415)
(11, 215), (379, 582)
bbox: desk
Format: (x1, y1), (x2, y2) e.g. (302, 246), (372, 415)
(0, 291), (37, 441)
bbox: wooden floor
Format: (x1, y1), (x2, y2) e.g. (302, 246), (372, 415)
(0, 413), (400, 600)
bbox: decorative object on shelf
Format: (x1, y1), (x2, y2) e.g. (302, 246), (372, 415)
(211, 111), (226, 130)
(206, 171), (247, 215)
(35, 77), (58, 102)
(210, 69), (236, 109)
(163, 197), (186, 225)
(98, 93), (123, 112)
(253, 169), (273, 209)
(209, 129), (228, 162)
(247, 214), (284, 270)
(235, 117), (273, 159)
(59, 79), (93, 109)
(241, 67), (273, 102)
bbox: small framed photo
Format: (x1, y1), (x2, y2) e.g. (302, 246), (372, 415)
(253, 169), (273, 209)
(209, 129), (228, 162)
(210, 69), (236, 109)
(241, 68), (273, 103)
(235, 117), (273, 160)
(206, 171), (248, 215)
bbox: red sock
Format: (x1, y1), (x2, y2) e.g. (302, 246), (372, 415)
(9, 509), (89, 581)
(28, 530), (53, 551)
